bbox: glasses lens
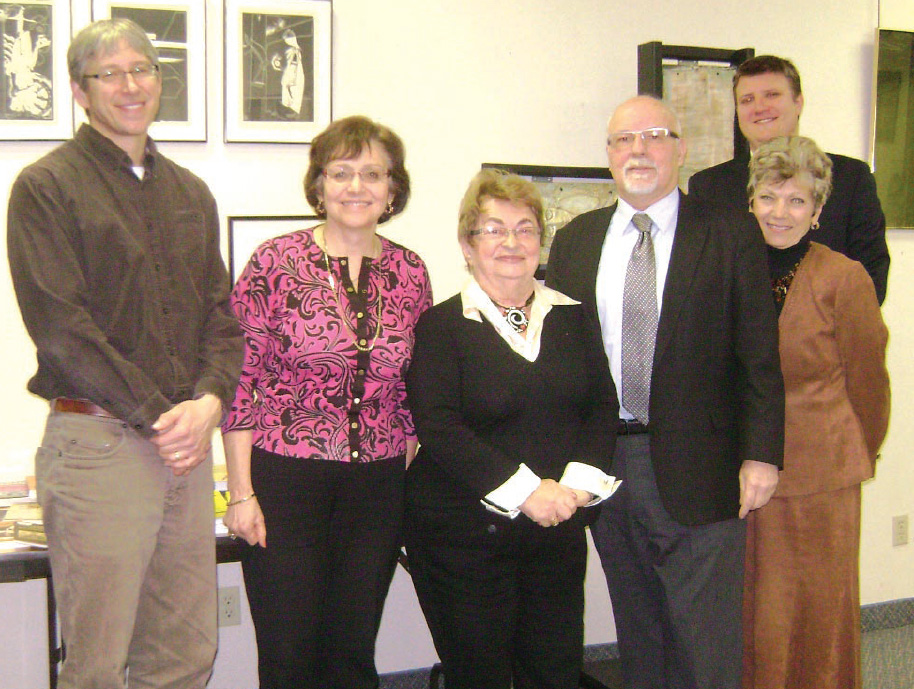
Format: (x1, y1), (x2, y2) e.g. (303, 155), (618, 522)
(325, 168), (353, 183)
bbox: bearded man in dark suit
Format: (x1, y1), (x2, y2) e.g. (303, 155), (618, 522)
(688, 54), (889, 303)
(546, 96), (784, 689)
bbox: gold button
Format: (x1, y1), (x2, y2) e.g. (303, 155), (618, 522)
(354, 397), (361, 404)
(351, 422), (358, 429)
(359, 339), (367, 346)
(351, 450), (359, 458)
(357, 312), (364, 318)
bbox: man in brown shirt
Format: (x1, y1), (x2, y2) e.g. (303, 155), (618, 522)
(6, 19), (242, 688)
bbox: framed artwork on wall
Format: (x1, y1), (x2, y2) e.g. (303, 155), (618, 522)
(91, 0), (207, 141)
(224, 0), (332, 143)
(481, 164), (616, 277)
(873, 28), (914, 229)
(0, 0), (72, 140)
(228, 215), (317, 282)
(638, 42), (754, 182)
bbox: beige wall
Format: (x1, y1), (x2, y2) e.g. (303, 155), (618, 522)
(1, 0), (911, 685)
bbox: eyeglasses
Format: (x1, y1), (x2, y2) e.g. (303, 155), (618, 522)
(322, 166), (391, 185)
(468, 224), (542, 241)
(84, 63), (160, 85)
(607, 128), (680, 150)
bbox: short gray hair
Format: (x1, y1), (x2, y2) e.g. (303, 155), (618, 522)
(68, 18), (158, 83)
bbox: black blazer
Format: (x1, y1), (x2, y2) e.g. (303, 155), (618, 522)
(688, 153), (890, 304)
(546, 192), (785, 526)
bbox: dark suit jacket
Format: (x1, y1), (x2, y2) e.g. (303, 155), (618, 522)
(546, 192), (785, 526)
(688, 153), (890, 304)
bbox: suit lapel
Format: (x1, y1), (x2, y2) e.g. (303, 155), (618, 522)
(654, 193), (708, 365)
(575, 204), (616, 322)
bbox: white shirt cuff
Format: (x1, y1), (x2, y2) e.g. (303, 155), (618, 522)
(481, 463), (541, 519)
(559, 462), (621, 506)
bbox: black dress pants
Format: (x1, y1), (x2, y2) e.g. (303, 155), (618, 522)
(404, 505), (588, 689)
(243, 447), (405, 689)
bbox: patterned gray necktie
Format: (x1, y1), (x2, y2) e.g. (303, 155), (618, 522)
(621, 213), (658, 424)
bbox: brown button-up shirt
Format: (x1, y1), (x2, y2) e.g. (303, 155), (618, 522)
(7, 125), (243, 437)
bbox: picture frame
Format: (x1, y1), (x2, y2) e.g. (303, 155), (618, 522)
(224, 0), (332, 143)
(0, 0), (73, 141)
(228, 215), (317, 282)
(481, 164), (616, 276)
(638, 42), (755, 179)
(872, 28), (914, 229)
(91, 0), (207, 141)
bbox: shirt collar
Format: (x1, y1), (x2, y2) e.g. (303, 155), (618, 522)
(75, 124), (158, 174)
(461, 276), (579, 362)
(613, 187), (680, 238)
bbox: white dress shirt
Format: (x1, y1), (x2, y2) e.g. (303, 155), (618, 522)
(595, 189), (680, 420)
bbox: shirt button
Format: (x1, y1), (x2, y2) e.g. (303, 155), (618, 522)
(487, 524), (497, 534)
(357, 369), (365, 377)
(353, 397), (361, 404)
(347, 287), (355, 293)
(341, 259), (347, 265)
(357, 311), (364, 318)
(351, 450), (359, 459)
(350, 421), (358, 429)
(162, 307), (169, 315)
(359, 339), (367, 346)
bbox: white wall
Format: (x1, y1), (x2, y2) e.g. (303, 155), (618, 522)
(2, 0), (912, 686)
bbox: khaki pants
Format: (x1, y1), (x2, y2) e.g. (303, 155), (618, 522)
(36, 409), (217, 689)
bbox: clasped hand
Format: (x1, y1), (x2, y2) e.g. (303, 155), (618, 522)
(151, 394), (223, 476)
(519, 479), (591, 528)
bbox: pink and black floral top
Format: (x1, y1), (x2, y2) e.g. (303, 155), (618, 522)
(223, 227), (433, 462)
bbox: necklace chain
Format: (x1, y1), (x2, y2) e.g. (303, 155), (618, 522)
(321, 242), (382, 353)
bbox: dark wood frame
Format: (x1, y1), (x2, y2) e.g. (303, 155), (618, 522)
(637, 42), (755, 160)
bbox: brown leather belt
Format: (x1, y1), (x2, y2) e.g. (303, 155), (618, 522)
(53, 397), (116, 419)
(617, 418), (649, 435)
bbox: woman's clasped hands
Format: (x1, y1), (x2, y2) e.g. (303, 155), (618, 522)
(519, 479), (592, 528)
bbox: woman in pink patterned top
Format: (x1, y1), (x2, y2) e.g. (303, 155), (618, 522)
(221, 116), (432, 689)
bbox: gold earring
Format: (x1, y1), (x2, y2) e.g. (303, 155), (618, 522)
(386, 201), (394, 215)
(316, 199), (325, 214)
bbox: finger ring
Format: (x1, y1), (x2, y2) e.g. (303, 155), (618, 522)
(229, 532), (237, 540)
(551, 518), (559, 527)
(174, 451), (180, 460)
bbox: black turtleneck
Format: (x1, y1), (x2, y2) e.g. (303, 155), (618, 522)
(767, 234), (812, 315)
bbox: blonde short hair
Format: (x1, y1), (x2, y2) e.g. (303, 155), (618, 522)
(748, 136), (833, 208)
(457, 169), (545, 246)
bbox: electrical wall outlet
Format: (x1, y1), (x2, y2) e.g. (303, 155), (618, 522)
(218, 586), (241, 627)
(892, 514), (909, 547)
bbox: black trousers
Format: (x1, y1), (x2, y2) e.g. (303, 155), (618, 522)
(242, 447), (405, 689)
(404, 504), (588, 689)
(590, 434), (746, 689)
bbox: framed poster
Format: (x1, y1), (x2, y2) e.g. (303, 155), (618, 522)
(873, 28), (914, 229)
(481, 164), (616, 276)
(0, 0), (72, 140)
(92, 0), (207, 141)
(228, 215), (316, 282)
(224, 0), (331, 143)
